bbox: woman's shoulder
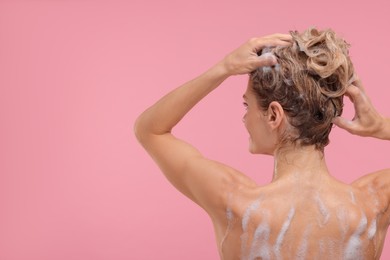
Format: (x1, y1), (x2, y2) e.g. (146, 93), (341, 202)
(351, 168), (390, 189)
(351, 168), (390, 214)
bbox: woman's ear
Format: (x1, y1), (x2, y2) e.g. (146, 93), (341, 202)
(267, 101), (285, 130)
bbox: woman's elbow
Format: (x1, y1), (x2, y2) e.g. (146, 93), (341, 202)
(133, 115), (147, 144)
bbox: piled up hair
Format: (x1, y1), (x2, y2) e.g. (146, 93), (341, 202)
(250, 27), (355, 151)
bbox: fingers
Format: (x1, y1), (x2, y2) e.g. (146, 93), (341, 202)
(344, 85), (360, 100)
(267, 33), (294, 42)
(344, 85), (368, 112)
(345, 85), (368, 104)
(332, 116), (357, 134)
(333, 85), (363, 133)
(251, 34), (293, 53)
(351, 75), (366, 94)
(260, 37), (293, 46)
(256, 53), (277, 67)
(225, 34), (292, 75)
(253, 33), (293, 43)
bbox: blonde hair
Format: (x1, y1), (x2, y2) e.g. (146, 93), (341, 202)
(250, 28), (355, 151)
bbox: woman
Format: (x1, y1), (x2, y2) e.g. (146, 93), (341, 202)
(134, 28), (390, 259)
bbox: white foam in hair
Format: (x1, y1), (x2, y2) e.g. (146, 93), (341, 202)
(259, 51), (278, 74)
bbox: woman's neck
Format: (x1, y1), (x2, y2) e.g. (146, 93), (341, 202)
(272, 145), (331, 183)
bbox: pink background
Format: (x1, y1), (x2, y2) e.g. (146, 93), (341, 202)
(0, 0), (389, 259)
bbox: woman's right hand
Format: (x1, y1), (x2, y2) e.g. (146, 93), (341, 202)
(332, 78), (390, 140)
(220, 34), (292, 76)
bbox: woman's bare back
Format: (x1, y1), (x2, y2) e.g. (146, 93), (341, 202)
(216, 173), (389, 260)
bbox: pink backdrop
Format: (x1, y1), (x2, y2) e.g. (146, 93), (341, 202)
(1, 0), (389, 259)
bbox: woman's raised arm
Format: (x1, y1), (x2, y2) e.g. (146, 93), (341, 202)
(133, 34), (292, 215)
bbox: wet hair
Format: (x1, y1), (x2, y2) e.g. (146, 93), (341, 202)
(250, 27), (355, 151)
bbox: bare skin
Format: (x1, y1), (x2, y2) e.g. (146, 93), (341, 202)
(332, 77), (390, 140)
(134, 34), (390, 259)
